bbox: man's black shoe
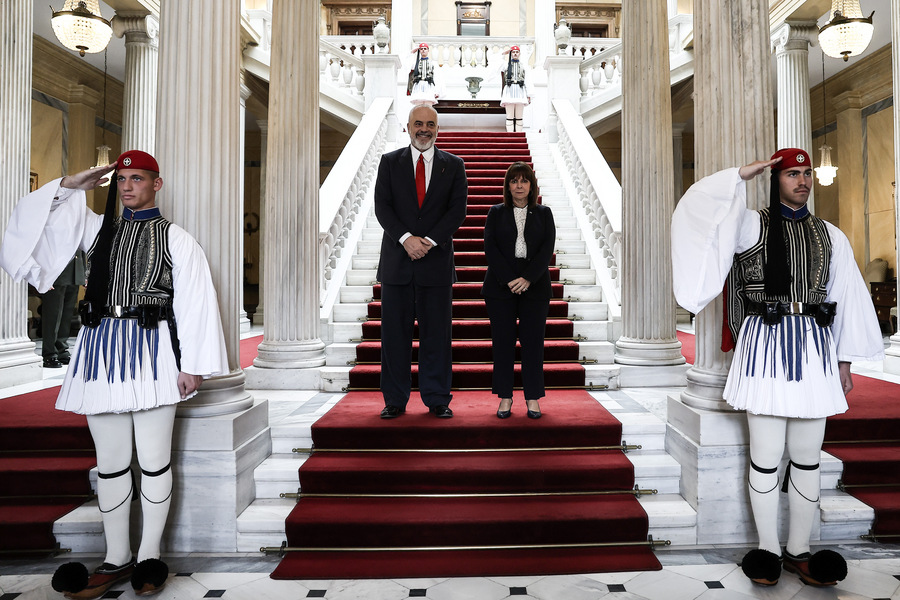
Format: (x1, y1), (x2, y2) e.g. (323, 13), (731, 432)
(58, 354), (71, 365)
(43, 357), (63, 368)
(431, 405), (453, 418)
(380, 405), (405, 419)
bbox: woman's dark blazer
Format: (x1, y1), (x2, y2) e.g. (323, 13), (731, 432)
(481, 202), (556, 300)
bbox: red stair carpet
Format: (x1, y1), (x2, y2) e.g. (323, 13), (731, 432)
(273, 131), (662, 579)
(0, 334), (266, 557)
(678, 328), (900, 540)
(0, 386), (94, 557)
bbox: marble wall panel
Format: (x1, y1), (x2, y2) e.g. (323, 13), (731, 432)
(30, 100), (62, 184)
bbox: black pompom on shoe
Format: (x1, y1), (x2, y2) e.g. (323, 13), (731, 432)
(51, 562), (89, 593)
(131, 558), (169, 596)
(740, 549), (783, 586)
(809, 549), (847, 583)
(784, 549), (847, 586)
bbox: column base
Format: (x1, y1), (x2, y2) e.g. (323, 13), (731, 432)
(244, 364), (323, 390)
(614, 337), (686, 366)
(253, 339), (326, 369)
(680, 364), (733, 412)
(617, 363), (690, 387)
(177, 370), (255, 417)
(239, 311), (251, 333)
(0, 339), (42, 388)
(884, 334), (900, 375)
(251, 307), (264, 326)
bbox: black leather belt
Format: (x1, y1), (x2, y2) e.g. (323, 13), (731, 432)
(79, 300), (173, 329)
(747, 301), (837, 327)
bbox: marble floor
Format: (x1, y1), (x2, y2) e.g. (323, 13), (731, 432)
(4, 327), (900, 599)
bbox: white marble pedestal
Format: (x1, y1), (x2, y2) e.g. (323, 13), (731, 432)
(165, 399), (271, 551)
(618, 364), (691, 387)
(243, 365), (323, 390)
(665, 396), (818, 545)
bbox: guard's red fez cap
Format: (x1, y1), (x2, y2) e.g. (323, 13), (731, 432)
(510, 45), (520, 52)
(419, 42), (429, 49)
(770, 148), (810, 170)
(116, 150), (160, 173)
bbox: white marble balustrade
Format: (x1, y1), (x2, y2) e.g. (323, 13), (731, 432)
(324, 35), (384, 56)
(410, 36), (535, 69)
(558, 37), (620, 58)
(320, 39), (366, 98)
(552, 99), (621, 319)
(319, 97), (391, 316)
(578, 15), (692, 102)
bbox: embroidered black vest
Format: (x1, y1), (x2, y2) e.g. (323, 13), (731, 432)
(505, 61), (525, 87)
(414, 57), (434, 84)
(725, 208), (832, 342)
(86, 214), (174, 307)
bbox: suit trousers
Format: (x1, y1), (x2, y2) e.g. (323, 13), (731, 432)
(41, 284), (79, 359)
(380, 282), (453, 408)
(485, 293), (550, 399)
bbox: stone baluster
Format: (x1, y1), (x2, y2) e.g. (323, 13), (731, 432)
(0, 0), (41, 387)
(111, 13), (159, 154)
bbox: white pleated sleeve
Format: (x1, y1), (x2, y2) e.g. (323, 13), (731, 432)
(168, 224), (229, 378)
(0, 179), (101, 293)
(823, 222), (885, 363)
(671, 167), (760, 314)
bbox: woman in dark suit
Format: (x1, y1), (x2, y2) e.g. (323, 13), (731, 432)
(482, 161), (556, 419)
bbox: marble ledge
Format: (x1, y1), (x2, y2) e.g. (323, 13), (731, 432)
(666, 395), (749, 447)
(617, 364), (690, 388)
(174, 399), (270, 451)
(244, 364), (325, 390)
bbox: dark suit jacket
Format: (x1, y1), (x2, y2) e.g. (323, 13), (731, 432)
(375, 146), (468, 286)
(481, 203), (555, 299)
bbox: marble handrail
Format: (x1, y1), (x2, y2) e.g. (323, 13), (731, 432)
(410, 36), (536, 69)
(319, 97), (392, 316)
(552, 98), (622, 316)
(578, 15), (692, 100)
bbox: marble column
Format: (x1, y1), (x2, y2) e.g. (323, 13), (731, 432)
(252, 120), (267, 327)
(667, 0), (775, 546)
(239, 76), (251, 333)
(0, 1), (41, 387)
(834, 91), (866, 272)
(886, 1), (900, 374)
(534, 0), (556, 68)
(773, 21), (817, 212)
(154, 0), (268, 553)
(251, 0), (326, 381)
(111, 13), (158, 154)
(614, 0), (684, 374)
(673, 123), (686, 204)
(390, 0), (412, 60)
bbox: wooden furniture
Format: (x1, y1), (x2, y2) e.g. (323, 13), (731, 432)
(871, 280), (897, 333)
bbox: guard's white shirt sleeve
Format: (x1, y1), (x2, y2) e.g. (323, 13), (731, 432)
(168, 224), (229, 378)
(823, 222), (885, 363)
(0, 178), (102, 292)
(671, 167), (760, 314)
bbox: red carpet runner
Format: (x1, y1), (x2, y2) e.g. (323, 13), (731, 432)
(679, 327), (900, 540)
(273, 131), (661, 579)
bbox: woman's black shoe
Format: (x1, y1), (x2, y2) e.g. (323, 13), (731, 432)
(497, 398), (512, 419)
(526, 400), (541, 419)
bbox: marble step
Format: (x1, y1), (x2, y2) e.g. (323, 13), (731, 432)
(324, 339), (616, 368)
(619, 411), (667, 452)
(343, 267), (598, 287)
(236, 497), (295, 552)
(363, 214), (579, 229)
(317, 362), (621, 393)
(330, 301), (608, 323)
(353, 238), (588, 255)
(253, 454), (309, 499)
(336, 281), (604, 307)
(819, 489), (875, 540)
(359, 227), (585, 242)
(641, 493), (698, 546)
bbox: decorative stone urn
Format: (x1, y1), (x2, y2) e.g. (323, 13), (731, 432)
(465, 76), (483, 98)
(554, 18), (572, 53)
(373, 16), (390, 53)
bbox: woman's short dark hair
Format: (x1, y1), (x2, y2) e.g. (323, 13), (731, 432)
(502, 161), (539, 208)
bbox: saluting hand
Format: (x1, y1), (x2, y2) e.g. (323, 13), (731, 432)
(60, 162), (118, 190)
(738, 157), (781, 181)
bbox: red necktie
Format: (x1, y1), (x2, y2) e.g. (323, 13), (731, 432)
(416, 154), (426, 208)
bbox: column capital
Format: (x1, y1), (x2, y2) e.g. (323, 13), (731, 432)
(771, 20), (817, 54)
(111, 13), (159, 46)
(256, 119), (267, 134)
(833, 89), (863, 112)
(672, 122), (687, 136)
(67, 84), (102, 107)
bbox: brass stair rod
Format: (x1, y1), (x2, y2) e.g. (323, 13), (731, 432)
(261, 538), (671, 556)
(281, 488), (658, 499)
(293, 442), (642, 453)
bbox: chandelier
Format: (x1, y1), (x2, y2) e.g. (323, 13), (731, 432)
(815, 54), (837, 186)
(818, 0), (874, 62)
(51, 1), (112, 57)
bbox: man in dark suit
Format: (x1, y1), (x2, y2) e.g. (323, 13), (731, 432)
(374, 105), (468, 419)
